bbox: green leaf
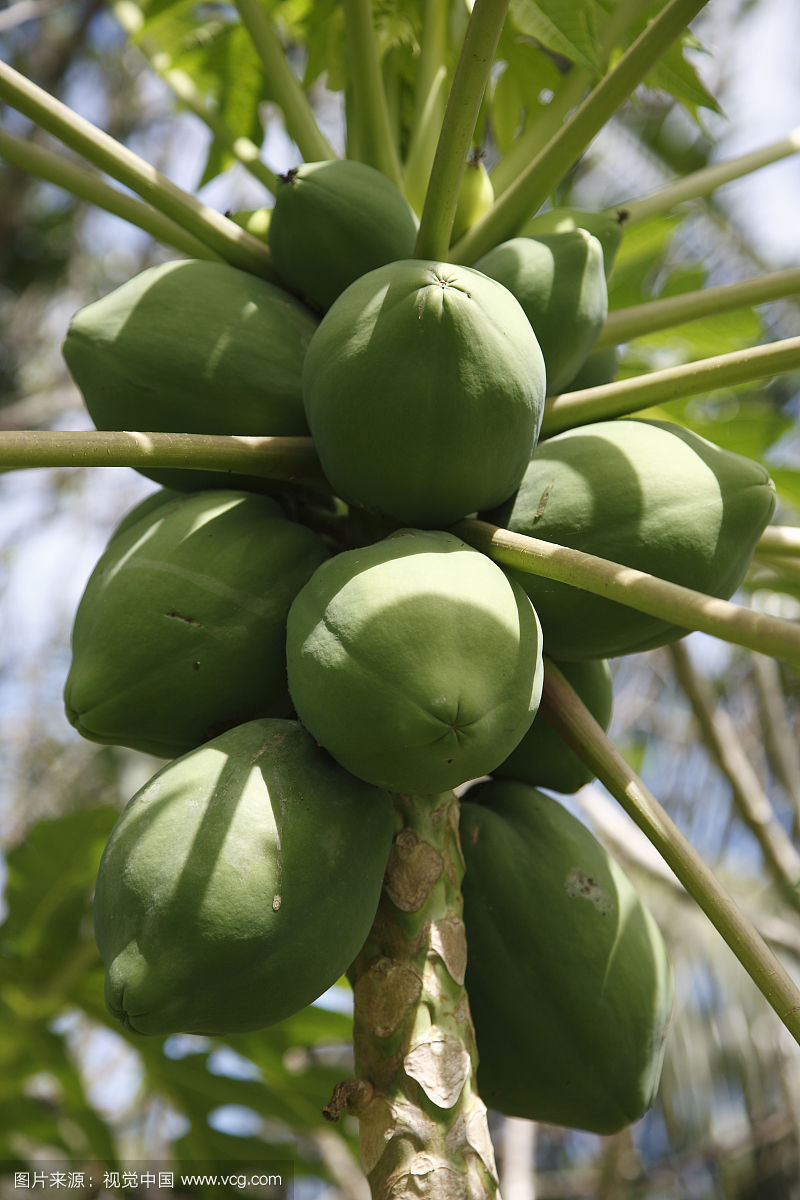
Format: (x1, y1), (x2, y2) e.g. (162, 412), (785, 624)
(645, 38), (723, 120)
(509, 0), (601, 73)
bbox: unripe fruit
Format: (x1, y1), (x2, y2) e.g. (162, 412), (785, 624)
(461, 779), (673, 1134)
(62, 259), (317, 493)
(494, 657), (613, 793)
(286, 529), (544, 794)
(475, 230), (608, 394)
(523, 206), (625, 276)
(65, 489), (328, 758)
(94, 719), (395, 1036)
(268, 159), (419, 310)
(303, 259), (546, 527)
(486, 418), (777, 659)
(452, 156), (494, 243)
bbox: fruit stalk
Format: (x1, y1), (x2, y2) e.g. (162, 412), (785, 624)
(414, 0), (510, 260)
(451, 0), (711, 263)
(0, 127), (220, 262)
(341, 791), (500, 1200)
(541, 335), (800, 434)
(341, 0), (403, 186)
(0, 59), (277, 280)
(453, 518), (800, 666)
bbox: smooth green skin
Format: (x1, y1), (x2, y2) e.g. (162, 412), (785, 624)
(62, 258), (318, 492)
(303, 259), (546, 528)
(65, 489), (328, 758)
(522, 206), (625, 276)
(94, 719), (395, 1036)
(227, 206), (271, 240)
(487, 419), (777, 660)
(566, 343), (619, 391)
(460, 779), (673, 1134)
(475, 231), (608, 394)
(268, 160), (420, 311)
(451, 158), (494, 244)
(494, 657), (613, 793)
(286, 530), (544, 795)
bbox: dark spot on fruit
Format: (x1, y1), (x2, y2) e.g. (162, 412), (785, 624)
(192, 661), (201, 670)
(164, 610), (202, 627)
(532, 482), (554, 524)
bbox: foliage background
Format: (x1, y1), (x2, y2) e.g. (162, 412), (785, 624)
(2, 0), (800, 1196)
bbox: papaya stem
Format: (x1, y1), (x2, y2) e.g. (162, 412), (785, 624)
(597, 267), (800, 348)
(451, 0), (711, 264)
(540, 661), (800, 1046)
(452, 518), (800, 667)
(0, 127), (220, 261)
(667, 640), (800, 915)
(0, 60), (278, 279)
(542, 335), (800, 435)
(112, 1), (277, 194)
(232, 0), (336, 164)
(490, 0), (652, 197)
(341, 0), (403, 187)
(402, 0), (449, 214)
(414, 0), (510, 261)
(0, 430), (324, 485)
(346, 791), (500, 1200)
(615, 127), (800, 226)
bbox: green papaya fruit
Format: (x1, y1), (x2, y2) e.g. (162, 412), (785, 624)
(475, 230), (608, 394)
(226, 206), (271, 240)
(303, 258), (546, 527)
(494, 657), (613, 793)
(94, 718), (395, 1036)
(62, 258), (318, 492)
(65, 489), (328, 758)
(460, 779), (673, 1133)
(565, 343), (619, 391)
(268, 160), (419, 311)
(522, 206), (625, 276)
(486, 418), (777, 659)
(286, 529), (544, 795)
(452, 156), (494, 243)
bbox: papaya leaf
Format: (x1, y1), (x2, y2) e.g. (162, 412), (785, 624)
(645, 37), (723, 121)
(0, 806), (117, 979)
(509, 0), (602, 73)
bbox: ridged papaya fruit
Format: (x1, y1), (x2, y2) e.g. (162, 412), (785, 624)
(494, 657), (613, 793)
(522, 206), (625, 276)
(475, 230), (608, 394)
(64, 489), (328, 758)
(303, 259), (546, 527)
(460, 779), (673, 1133)
(94, 718), (395, 1036)
(486, 418), (777, 659)
(452, 156), (494, 243)
(62, 258), (318, 492)
(268, 160), (419, 311)
(286, 529), (544, 794)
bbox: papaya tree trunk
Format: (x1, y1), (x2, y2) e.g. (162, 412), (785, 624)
(331, 790), (500, 1199)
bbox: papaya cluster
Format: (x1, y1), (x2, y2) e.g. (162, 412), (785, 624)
(62, 158), (776, 1135)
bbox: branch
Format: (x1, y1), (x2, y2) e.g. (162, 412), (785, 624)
(0, 126), (220, 261)
(0, 429), (322, 483)
(540, 662), (800, 1046)
(0, 59), (278, 279)
(542, 335), (800, 435)
(668, 640), (800, 914)
(597, 268), (800, 348)
(414, 0), (510, 260)
(616, 127), (800, 226)
(341, 0), (403, 186)
(451, 0), (712, 264)
(112, 1), (277, 193)
(233, 0), (336, 164)
(452, 518), (800, 666)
